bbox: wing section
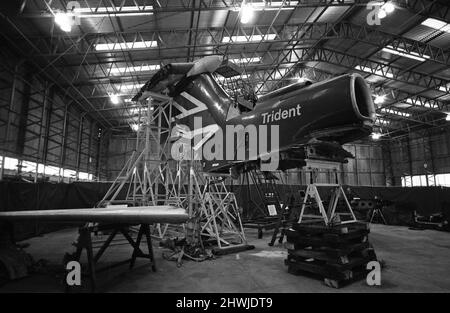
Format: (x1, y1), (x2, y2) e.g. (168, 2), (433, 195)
(0, 206), (188, 224)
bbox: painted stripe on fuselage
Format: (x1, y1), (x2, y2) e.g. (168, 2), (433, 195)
(171, 92), (208, 122)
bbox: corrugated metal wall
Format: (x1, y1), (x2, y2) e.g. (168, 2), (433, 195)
(387, 128), (450, 186)
(0, 55), (103, 181)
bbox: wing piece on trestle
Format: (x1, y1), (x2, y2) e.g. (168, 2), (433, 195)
(0, 206), (189, 224)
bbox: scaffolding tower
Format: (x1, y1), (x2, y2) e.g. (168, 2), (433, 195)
(96, 93), (249, 254)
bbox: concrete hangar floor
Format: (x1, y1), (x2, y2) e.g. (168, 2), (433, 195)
(1, 224), (449, 293)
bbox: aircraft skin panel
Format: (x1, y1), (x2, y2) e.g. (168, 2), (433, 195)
(0, 206), (188, 224)
(172, 72), (374, 158)
(228, 73), (374, 146)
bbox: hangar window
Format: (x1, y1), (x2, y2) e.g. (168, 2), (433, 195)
(0, 155), (95, 181)
(400, 174), (450, 187)
(44, 166), (60, 176)
(21, 161), (37, 173)
(3, 157), (18, 170)
(435, 174), (450, 187)
(412, 175), (427, 186)
(63, 169), (77, 178)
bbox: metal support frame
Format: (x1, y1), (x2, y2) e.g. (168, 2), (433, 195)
(66, 223), (156, 292)
(298, 183), (357, 226)
(0, 63), (19, 180)
(197, 174), (247, 251)
(382, 142), (395, 186)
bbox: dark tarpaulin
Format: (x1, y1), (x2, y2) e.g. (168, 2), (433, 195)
(232, 184), (450, 225)
(1, 181), (450, 240)
(0, 181), (114, 240)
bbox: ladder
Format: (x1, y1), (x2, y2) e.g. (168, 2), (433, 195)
(247, 169), (283, 219)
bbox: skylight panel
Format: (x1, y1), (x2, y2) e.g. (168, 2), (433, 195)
(73, 6), (154, 17)
(354, 65), (394, 79)
(382, 45), (430, 62)
(110, 64), (160, 75)
(95, 40), (157, 51)
(222, 34), (276, 43)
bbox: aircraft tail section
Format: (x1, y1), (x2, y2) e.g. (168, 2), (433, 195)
(133, 55), (235, 131)
(171, 73), (235, 128)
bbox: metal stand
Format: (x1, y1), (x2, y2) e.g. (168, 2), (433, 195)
(240, 169), (284, 238)
(66, 223), (155, 292)
(199, 174), (248, 253)
(97, 96), (186, 239)
(370, 207), (387, 224)
(98, 91), (250, 260)
(298, 183), (357, 225)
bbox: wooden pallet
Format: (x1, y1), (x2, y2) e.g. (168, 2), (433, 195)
(284, 221), (377, 288)
(286, 229), (369, 249)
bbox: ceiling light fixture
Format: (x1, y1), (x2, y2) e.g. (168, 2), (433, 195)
(371, 132), (382, 140)
(229, 57), (262, 64)
(73, 6), (154, 17)
(374, 95), (386, 104)
(438, 84), (449, 93)
(240, 2), (255, 24)
(377, 8), (387, 19)
(382, 45), (429, 62)
(222, 34), (276, 43)
(110, 64), (160, 75)
(233, 1), (299, 12)
(382, 2), (395, 14)
(54, 12), (73, 32)
(95, 40), (157, 51)
(110, 94), (120, 105)
(421, 18), (450, 33)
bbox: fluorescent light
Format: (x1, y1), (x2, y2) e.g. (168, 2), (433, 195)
(95, 40), (157, 51)
(110, 94), (120, 104)
(377, 8), (387, 19)
(119, 84), (140, 91)
(54, 12), (72, 32)
(73, 6), (154, 17)
(229, 57), (262, 64)
(129, 107), (147, 115)
(110, 64), (160, 75)
(240, 3), (255, 24)
(382, 2), (395, 14)
(421, 18), (450, 33)
(446, 113), (450, 121)
(374, 95), (386, 104)
(222, 34), (276, 43)
(233, 1), (299, 11)
(130, 124), (140, 132)
(380, 108), (411, 117)
(382, 45), (430, 62)
(371, 132), (382, 140)
(438, 84), (449, 93)
(355, 65), (393, 78)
